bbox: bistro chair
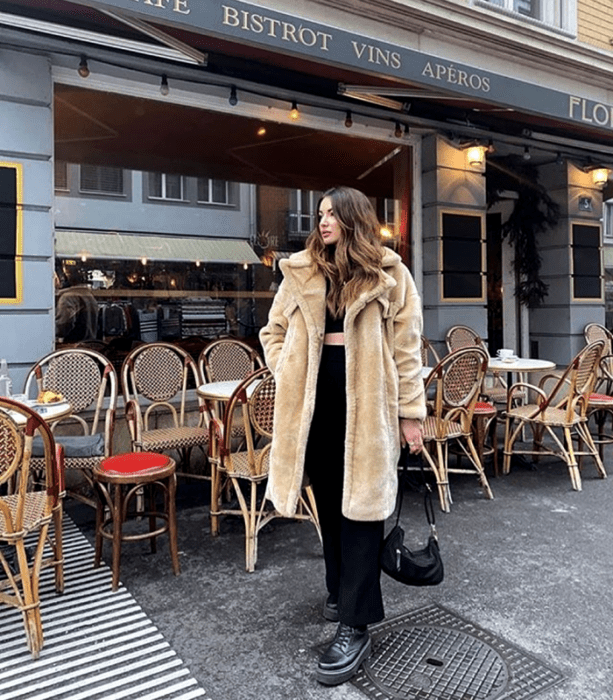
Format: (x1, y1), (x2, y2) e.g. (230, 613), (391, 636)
(24, 348), (118, 508)
(584, 323), (613, 395)
(502, 340), (606, 490)
(208, 367), (321, 571)
(122, 342), (210, 472)
(198, 337), (264, 425)
(420, 335), (441, 369)
(421, 346), (493, 512)
(0, 398), (65, 658)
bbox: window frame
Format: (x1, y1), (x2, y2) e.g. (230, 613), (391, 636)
(148, 172), (186, 202)
(474, 0), (577, 35)
(197, 177), (231, 206)
(288, 189), (320, 240)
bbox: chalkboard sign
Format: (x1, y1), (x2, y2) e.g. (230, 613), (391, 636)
(441, 212), (484, 299)
(0, 163), (22, 304)
(572, 223), (601, 300)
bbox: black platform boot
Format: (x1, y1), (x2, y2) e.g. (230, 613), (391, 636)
(316, 622), (371, 685)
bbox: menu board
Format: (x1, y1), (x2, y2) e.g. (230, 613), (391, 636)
(441, 212), (483, 300)
(572, 223), (601, 300)
(0, 164), (22, 304)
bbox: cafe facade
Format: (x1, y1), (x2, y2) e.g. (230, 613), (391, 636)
(2, 0), (613, 388)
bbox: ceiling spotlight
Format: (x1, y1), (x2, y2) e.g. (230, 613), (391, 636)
(229, 85), (238, 106)
(394, 122), (403, 138)
(257, 126), (267, 136)
(159, 74), (169, 96)
(523, 146), (531, 161)
(77, 56), (90, 79)
(289, 100), (299, 121)
(344, 111), (353, 128)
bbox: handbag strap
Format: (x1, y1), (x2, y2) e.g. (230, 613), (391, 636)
(395, 447), (438, 539)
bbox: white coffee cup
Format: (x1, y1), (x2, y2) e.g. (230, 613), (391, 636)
(497, 348), (514, 359)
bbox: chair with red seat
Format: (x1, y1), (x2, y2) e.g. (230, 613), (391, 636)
(93, 451), (180, 591)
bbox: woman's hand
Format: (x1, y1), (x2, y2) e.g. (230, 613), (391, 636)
(400, 417), (423, 454)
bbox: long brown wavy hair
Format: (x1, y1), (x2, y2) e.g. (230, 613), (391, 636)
(306, 186), (384, 318)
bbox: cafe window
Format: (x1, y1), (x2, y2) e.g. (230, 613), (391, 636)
(198, 178), (230, 205)
(149, 172), (185, 201)
(571, 222), (602, 300)
(0, 162), (23, 304)
(288, 189), (319, 239)
(476, 0), (575, 33)
(440, 211), (485, 301)
(80, 165), (124, 195)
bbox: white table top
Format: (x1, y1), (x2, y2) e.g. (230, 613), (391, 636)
(197, 379), (259, 401)
(488, 357), (556, 372)
(2, 400), (72, 426)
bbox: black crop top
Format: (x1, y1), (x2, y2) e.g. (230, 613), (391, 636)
(325, 307), (345, 333)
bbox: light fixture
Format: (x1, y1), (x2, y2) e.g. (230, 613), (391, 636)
(592, 167), (610, 188)
(523, 146), (531, 161)
(394, 122), (403, 138)
(195, 260), (201, 267)
(556, 152), (564, 165)
(243, 262), (249, 270)
(80, 253), (88, 262)
(77, 56), (90, 78)
(289, 101), (299, 121)
(380, 227), (393, 239)
(257, 126), (267, 137)
(404, 124), (410, 137)
(465, 145), (486, 169)
(159, 74), (169, 96)
(487, 139), (495, 154)
(141, 257), (147, 265)
(344, 111), (353, 128)
(229, 85), (238, 106)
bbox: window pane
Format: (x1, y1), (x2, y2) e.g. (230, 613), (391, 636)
(81, 165), (123, 194)
(55, 161), (68, 190)
(150, 172), (162, 197)
(212, 179), (227, 203)
(165, 174), (182, 200)
(515, 0), (536, 17)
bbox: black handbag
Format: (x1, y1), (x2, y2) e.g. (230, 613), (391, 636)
(380, 449), (444, 586)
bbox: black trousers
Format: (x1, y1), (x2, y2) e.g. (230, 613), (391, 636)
(305, 345), (385, 628)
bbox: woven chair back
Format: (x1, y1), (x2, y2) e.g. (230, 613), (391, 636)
(131, 345), (185, 402)
(247, 372), (275, 438)
(199, 338), (264, 383)
(442, 348), (488, 408)
(584, 323), (613, 355)
(445, 325), (489, 355)
(25, 349), (117, 434)
(0, 409), (23, 485)
(543, 341), (604, 415)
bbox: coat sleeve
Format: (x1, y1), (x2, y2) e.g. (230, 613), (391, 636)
(394, 268), (427, 421)
(259, 278), (291, 374)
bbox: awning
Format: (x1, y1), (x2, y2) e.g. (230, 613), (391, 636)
(55, 230), (261, 265)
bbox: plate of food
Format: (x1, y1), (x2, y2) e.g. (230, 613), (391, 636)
(33, 390), (65, 406)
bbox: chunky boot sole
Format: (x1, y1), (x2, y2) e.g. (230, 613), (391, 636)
(316, 637), (371, 686)
(323, 601), (339, 622)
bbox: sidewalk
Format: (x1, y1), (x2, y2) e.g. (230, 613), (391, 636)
(66, 450), (613, 700)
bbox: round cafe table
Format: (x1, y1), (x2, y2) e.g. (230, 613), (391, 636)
(488, 356), (556, 388)
(2, 399), (73, 427)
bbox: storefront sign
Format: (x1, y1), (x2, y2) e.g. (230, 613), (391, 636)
(0, 163), (23, 305)
(65, 0), (613, 133)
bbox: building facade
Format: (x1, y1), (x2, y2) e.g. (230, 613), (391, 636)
(2, 0), (613, 387)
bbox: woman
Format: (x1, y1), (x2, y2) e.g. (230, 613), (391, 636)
(259, 186), (426, 685)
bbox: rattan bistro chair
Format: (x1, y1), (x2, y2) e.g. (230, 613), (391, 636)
(198, 337), (264, 385)
(421, 347), (493, 512)
(0, 398), (65, 658)
(584, 323), (613, 395)
(502, 340), (607, 490)
(209, 368), (321, 571)
(122, 343), (210, 466)
(24, 348), (118, 508)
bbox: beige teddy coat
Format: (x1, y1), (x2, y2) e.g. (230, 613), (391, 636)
(259, 247), (426, 522)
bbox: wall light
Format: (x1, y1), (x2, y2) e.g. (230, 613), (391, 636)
(465, 145), (486, 169)
(289, 101), (300, 121)
(228, 85), (238, 106)
(592, 167), (610, 188)
(77, 56), (90, 78)
(159, 74), (169, 96)
(394, 122), (403, 138)
(344, 111), (353, 128)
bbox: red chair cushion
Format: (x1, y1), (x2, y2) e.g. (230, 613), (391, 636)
(474, 401), (496, 414)
(101, 452), (171, 474)
(590, 393), (613, 402)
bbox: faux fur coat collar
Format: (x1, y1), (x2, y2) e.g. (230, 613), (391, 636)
(260, 248), (426, 521)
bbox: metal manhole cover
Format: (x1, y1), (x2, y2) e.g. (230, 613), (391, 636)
(344, 604), (565, 700)
(364, 624), (508, 699)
